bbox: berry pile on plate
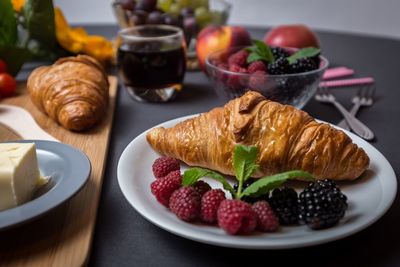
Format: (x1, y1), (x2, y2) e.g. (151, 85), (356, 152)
(150, 151), (348, 235)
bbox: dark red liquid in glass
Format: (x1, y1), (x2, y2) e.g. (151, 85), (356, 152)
(117, 44), (186, 89)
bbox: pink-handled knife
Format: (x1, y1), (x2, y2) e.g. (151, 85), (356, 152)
(323, 67), (355, 80)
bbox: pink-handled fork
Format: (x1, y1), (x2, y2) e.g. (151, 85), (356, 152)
(319, 77), (374, 88)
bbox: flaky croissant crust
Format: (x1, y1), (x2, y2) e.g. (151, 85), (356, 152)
(147, 91), (370, 180)
(27, 55), (109, 131)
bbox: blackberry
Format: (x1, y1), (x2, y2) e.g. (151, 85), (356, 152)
(298, 179), (348, 230)
(269, 186), (299, 225)
(268, 58), (291, 75)
(271, 47), (290, 60)
(290, 58), (318, 74)
(311, 55), (321, 67)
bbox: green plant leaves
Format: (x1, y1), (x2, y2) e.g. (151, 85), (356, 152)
(287, 47), (320, 64)
(23, 0), (56, 49)
(0, 46), (31, 76)
(0, 0), (18, 46)
(182, 145), (316, 201)
(246, 40), (274, 64)
(233, 144), (259, 183)
(242, 170), (314, 198)
(182, 167), (236, 196)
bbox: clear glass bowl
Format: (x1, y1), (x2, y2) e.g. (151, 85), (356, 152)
(205, 47), (329, 109)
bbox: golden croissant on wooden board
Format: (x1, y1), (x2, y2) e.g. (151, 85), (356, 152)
(147, 91), (370, 180)
(27, 55), (109, 131)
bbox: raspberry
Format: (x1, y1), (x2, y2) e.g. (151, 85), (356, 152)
(227, 64), (247, 89)
(229, 64), (247, 73)
(252, 201), (279, 232)
(150, 172), (182, 207)
(217, 199), (257, 235)
(247, 61), (266, 74)
(228, 50), (249, 67)
(192, 180), (211, 197)
(169, 186), (201, 221)
(152, 156), (180, 178)
(200, 189), (226, 223)
(248, 70), (268, 90)
(217, 62), (229, 70)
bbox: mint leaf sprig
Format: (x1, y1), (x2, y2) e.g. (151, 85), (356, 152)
(182, 144), (314, 200)
(287, 47), (321, 64)
(246, 40), (275, 64)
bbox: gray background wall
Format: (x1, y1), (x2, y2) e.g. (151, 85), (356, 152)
(54, 0), (400, 39)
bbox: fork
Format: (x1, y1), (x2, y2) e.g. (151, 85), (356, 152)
(337, 86), (375, 130)
(315, 87), (375, 140)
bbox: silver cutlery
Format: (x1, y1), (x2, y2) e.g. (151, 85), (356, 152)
(337, 86), (375, 130)
(315, 87), (375, 140)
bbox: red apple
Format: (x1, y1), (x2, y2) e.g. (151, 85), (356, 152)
(196, 26), (252, 70)
(264, 24), (320, 49)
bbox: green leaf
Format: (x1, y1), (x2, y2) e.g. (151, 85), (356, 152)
(242, 170), (314, 198)
(182, 167), (236, 196)
(287, 47), (321, 64)
(23, 0), (56, 48)
(246, 40), (275, 64)
(245, 46), (257, 53)
(253, 39), (274, 62)
(0, 46), (31, 76)
(233, 145), (259, 183)
(246, 52), (267, 64)
(0, 0), (18, 46)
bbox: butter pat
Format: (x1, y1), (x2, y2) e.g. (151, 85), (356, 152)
(0, 143), (40, 211)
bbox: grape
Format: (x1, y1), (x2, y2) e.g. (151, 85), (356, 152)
(190, 0), (208, 8)
(168, 3), (181, 15)
(147, 11), (164, 24)
(198, 0), (209, 8)
(176, 0), (190, 8)
(157, 0), (172, 12)
(136, 0), (157, 12)
(162, 13), (182, 27)
(180, 7), (194, 17)
(130, 10), (148, 25)
(119, 0), (135, 11)
(194, 6), (211, 28)
(183, 15), (198, 35)
(211, 10), (224, 24)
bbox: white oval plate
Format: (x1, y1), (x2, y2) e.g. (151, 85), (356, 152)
(117, 115), (397, 249)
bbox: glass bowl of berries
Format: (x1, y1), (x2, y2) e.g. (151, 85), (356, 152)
(205, 40), (329, 108)
(113, 0), (231, 61)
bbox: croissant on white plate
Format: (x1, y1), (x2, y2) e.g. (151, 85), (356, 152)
(147, 91), (369, 180)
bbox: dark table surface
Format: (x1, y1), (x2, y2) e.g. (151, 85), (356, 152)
(82, 26), (400, 267)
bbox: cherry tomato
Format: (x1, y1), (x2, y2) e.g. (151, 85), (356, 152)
(0, 73), (17, 97)
(0, 60), (7, 74)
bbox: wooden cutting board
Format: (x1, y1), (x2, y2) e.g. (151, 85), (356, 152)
(0, 76), (118, 267)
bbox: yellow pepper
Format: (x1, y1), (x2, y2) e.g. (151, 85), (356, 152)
(12, 0), (25, 12)
(54, 7), (115, 63)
